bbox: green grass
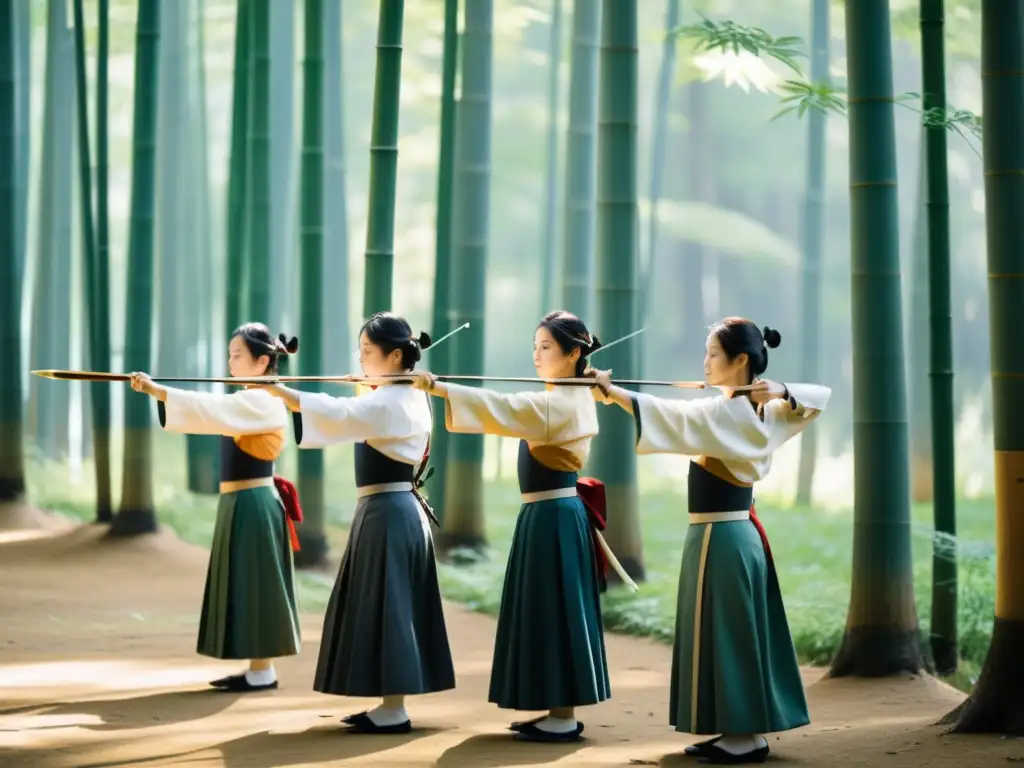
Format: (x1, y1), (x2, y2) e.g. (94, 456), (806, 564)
(24, 431), (993, 693)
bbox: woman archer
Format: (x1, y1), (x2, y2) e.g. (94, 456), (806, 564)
(592, 318), (829, 764)
(129, 322), (303, 693)
(258, 311), (455, 734)
(410, 310), (612, 744)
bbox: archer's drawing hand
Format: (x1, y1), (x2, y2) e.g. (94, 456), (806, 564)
(129, 372), (155, 396)
(748, 378), (787, 405)
(585, 367), (612, 401)
(410, 371), (437, 392)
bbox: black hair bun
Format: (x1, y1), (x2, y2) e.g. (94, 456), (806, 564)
(588, 334), (603, 353)
(762, 326), (781, 349)
(416, 331), (432, 350)
(278, 333), (300, 354)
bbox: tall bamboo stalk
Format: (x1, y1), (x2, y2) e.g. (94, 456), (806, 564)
(589, 0), (643, 582)
(829, 0), (922, 676)
(426, 0), (460, 521)
(538, 0), (562, 314)
(247, 0), (272, 321)
(13, 0), (29, 287)
(943, 0), (1024, 735)
(110, 0), (162, 537)
(73, 0), (113, 521)
(95, 0), (112, 410)
(0, 0), (25, 504)
(296, 0), (328, 567)
(441, 0), (493, 552)
(362, 0), (405, 316)
(794, 0), (830, 506)
(225, 0), (252, 337)
(560, 0), (600, 318)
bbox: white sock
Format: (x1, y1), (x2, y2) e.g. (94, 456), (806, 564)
(534, 716), (577, 734)
(244, 667), (276, 687)
(716, 735), (765, 754)
(367, 703), (409, 727)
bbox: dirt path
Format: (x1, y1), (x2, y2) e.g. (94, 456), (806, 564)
(0, 505), (1017, 768)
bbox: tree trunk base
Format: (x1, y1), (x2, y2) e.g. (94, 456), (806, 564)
(930, 636), (958, 677)
(829, 625), (925, 677)
(941, 617), (1024, 735)
(107, 508), (159, 537)
(607, 553), (645, 584)
(436, 532), (489, 564)
(294, 531), (330, 569)
(0, 478), (26, 504)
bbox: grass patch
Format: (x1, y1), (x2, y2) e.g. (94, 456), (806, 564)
(25, 431), (994, 694)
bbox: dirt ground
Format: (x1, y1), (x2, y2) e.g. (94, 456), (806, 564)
(0, 503), (1020, 768)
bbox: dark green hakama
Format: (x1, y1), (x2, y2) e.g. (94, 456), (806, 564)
(670, 517), (809, 735)
(197, 486), (302, 660)
(488, 495), (611, 711)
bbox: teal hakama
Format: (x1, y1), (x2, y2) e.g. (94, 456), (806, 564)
(158, 390), (301, 663)
(628, 384), (831, 739)
(442, 384), (611, 719)
(488, 441), (610, 710)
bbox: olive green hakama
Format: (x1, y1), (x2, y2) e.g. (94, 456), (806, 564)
(197, 485), (302, 660)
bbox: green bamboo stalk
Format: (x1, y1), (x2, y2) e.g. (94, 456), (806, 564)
(829, 0), (922, 676)
(0, 0), (25, 504)
(588, 0), (643, 583)
(321, 0), (350, 391)
(225, 0), (251, 337)
(794, 0), (830, 507)
(13, 0), (28, 287)
(944, 0), (1024, 735)
(73, 0), (113, 520)
(362, 0), (404, 316)
(29, 0), (74, 462)
(440, 0), (493, 552)
(538, 0), (562, 315)
(268, 0), (295, 331)
(247, 0), (272, 321)
(638, 0), (678, 317)
(907, 137), (931, 506)
(95, 1), (112, 428)
(560, 0), (600, 318)
(637, 0), (677, 385)
(296, 0), (329, 567)
(186, 0), (219, 494)
(110, 0), (161, 537)
(157, 0), (188, 376)
(426, 0), (459, 520)
(920, 0), (958, 677)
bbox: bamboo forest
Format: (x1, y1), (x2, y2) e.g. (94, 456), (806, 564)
(2, 0), (1023, 765)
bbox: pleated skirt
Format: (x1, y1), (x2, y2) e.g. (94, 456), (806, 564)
(488, 496), (611, 711)
(197, 486), (302, 660)
(314, 490), (456, 697)
(670, 518), (809, 735)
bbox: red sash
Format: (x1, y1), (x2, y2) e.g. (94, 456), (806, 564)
(749, 503), (773, 565)
(576, 476), (609, 592)
(273, 475), (303, 552)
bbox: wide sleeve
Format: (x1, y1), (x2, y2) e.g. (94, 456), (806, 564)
(157, 388), (286, 436)
(444, 383), (554, 441)
(293, 389), (416, 448)
(765, 383), (831, 433)
(632, 392), (753, 458)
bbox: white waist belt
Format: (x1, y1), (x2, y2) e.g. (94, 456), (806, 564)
(356, 481), (414, 499)
(689, 510), (751, 524)
(521, 487), (578, 504)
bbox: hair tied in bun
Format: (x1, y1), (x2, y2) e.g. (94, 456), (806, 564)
(278, 333), (300, 355)
(416, 331), (433, 350)
(761, 326), (782, 349)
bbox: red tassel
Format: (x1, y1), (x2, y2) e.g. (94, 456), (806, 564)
(577, 477), (609, 588)
(274, 475), (304, 552)
(749, 503), (774, 566)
